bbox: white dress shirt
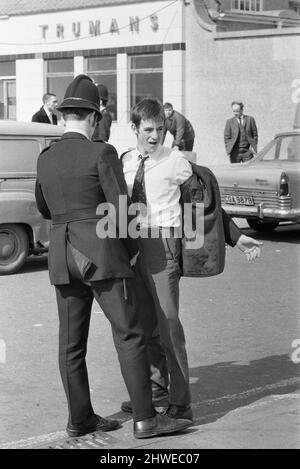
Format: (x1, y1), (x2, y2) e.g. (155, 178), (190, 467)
(122, 145), (192, 228)
(43, 105), (53, 124)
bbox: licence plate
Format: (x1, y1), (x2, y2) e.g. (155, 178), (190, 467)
(224, 195), (254, 206)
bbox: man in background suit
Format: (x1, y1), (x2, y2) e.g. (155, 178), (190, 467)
(92, 84), (112, 142)
(224, 101), (258, 163)
(32, 93), (58, 125)
(35, 75), (191, 440)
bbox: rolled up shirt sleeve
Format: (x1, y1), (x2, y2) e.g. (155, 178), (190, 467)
(174, 154), (193, 185)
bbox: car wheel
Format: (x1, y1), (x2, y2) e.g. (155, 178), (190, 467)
(0, 224), (29, 275)
(246, 219), (279, 232)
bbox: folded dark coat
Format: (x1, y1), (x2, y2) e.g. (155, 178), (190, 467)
(180, 163), (241, 277)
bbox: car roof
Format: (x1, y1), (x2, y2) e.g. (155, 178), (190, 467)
(275, 129), (300, 138)
(0, 120), (64, 137)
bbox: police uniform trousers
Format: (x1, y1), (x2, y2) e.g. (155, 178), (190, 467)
(136, 229), (191, 406)
(55, 242), (154, 425)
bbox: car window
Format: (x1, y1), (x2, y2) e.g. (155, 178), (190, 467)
(260, 135), (300, 162)
(260, 139), (278, 161)
(0, 139), (41, 173)
(280, 135), (300, 161)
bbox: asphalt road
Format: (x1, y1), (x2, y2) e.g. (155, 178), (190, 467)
(0, 221), (299, 448)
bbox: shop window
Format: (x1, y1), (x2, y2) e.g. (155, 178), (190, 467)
(0, 61), (16, 120)
(231, 0), (263, 11)
(129, 54), (163, 110)
(46, 59), (74, 107)
(87, 57), (117, 120)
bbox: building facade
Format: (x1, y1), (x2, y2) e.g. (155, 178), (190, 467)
(0, 0), (300, 163)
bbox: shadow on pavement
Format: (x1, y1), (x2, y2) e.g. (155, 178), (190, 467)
(108, 354), (300, 427)
(189, 354), (300, 425)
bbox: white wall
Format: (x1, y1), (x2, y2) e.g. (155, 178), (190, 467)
(185, 4), (300, 166)
(16, 58), (44, 121)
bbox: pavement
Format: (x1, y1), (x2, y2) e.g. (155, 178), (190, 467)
(1, 383), (299, 450)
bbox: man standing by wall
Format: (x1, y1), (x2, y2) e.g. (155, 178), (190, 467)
(161, 102), (195, 151)
(224, 101), (258, 163)
(32, 93), (58, 125)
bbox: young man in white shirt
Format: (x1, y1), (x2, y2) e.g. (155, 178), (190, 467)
(122, 98), (262, 421)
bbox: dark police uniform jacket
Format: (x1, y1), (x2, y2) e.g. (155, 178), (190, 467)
(35, 132), (137, 285)
(32, 107), (58, 125)
(93, 109), (112, 142)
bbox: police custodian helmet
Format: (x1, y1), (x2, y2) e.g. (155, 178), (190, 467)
(57, 74), (102, 119)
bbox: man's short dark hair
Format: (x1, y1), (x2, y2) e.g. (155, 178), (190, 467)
(231, 101), (244, 110)
(62, 108), (95, 121)
(163, 102), (173, 110)
(43, 93), (57, 104)
(131, 98), (165, 127)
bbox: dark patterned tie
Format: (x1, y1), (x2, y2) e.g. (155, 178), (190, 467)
(131, 155), (149, 204)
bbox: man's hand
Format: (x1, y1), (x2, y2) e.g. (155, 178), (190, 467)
(236, 234), (263, 261)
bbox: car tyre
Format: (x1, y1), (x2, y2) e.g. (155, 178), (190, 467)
(0, 224), (29, 275)
(247, 219), (279, 232)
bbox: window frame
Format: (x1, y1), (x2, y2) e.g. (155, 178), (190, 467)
(129, 53), (163, 112)
(85, 56), (117, 121)
(0, 61), (16, 120)
(45, 58), (74, 105)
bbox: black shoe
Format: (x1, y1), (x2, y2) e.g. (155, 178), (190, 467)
(66, 414), (120, 438)
(121, 400), (168, 415)
(166, 404), (193, 421)
(134, 414), (192, 439)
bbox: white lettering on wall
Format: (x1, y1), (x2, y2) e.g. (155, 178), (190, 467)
(40, 16), (159, 40)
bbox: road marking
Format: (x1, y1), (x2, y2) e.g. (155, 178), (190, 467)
(193, 376), (300, 423)
(0, 339), (6, 364)
(33, 324), (43, 327)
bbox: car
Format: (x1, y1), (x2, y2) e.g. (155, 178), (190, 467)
(0, 120), (63, 274)
(211, 130), (300, 232)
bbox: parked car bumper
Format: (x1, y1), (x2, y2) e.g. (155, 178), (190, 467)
(222, 204), (300, 221)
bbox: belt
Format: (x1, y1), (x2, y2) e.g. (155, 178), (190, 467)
(52, 208), (100, 224)
(138, 226), (182, 238)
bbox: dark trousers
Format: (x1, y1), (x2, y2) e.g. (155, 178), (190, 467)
(230, 146), (253, 163)
(137, 234), (191, 406)
(55, 244), (155, 425)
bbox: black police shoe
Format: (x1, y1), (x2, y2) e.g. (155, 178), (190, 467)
(134, 414), (192, 439)
(66, 414), (120, 438)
